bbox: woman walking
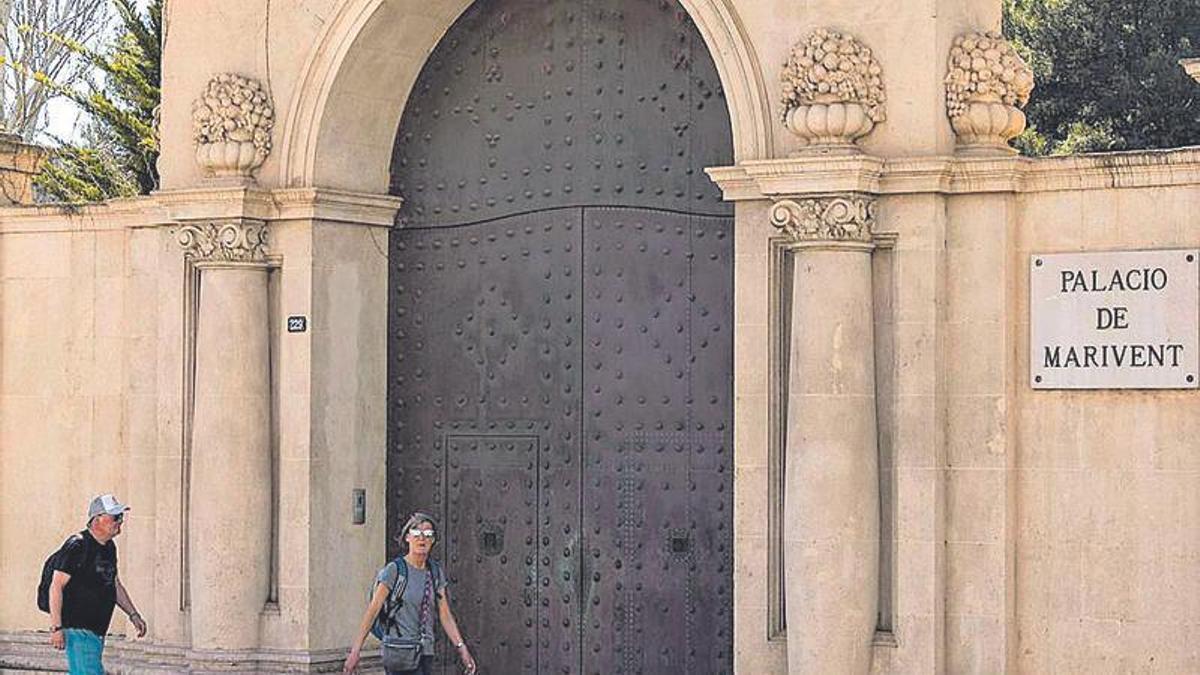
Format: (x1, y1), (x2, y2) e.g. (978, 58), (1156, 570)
(343, 512), (476, 675)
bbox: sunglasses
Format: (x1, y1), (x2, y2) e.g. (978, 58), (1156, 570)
(408, 528), (435, 539)
(110, 513), (124, 523)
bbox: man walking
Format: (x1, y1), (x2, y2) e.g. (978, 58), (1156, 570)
(47, 494), (147, 674)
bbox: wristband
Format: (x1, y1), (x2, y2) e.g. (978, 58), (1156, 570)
(454, 641), (465, 649)
(50, 625), (61, 633)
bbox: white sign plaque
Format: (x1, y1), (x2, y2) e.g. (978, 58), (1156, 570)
(1031, 249), (1199, 389)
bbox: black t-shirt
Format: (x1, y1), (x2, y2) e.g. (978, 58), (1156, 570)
(54, 530), (119, 636)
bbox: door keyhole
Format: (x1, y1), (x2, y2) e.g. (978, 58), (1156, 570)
(481, 526), (504, 556)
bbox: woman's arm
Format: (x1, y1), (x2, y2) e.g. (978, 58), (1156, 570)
(438, 590), (476, 674)
(343, 582), (390, 674)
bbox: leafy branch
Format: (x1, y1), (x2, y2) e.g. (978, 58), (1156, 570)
(30, 0), (161, 202)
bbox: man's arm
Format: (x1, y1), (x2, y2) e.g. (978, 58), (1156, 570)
(114, 576), (147, 638)
(48, 571), (70, 649)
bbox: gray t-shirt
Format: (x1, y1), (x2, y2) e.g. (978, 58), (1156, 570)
(376, 560), (448, 654)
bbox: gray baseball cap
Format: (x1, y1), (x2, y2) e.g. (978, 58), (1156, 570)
(87, 494), (131, 520)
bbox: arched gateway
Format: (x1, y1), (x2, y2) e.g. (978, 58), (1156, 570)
(387, 0), (735, 672)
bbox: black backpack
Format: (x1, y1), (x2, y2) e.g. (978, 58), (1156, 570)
(37, 533), (82, 613)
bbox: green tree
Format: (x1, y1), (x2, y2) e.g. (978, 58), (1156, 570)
(35, 0), (160, 202)
(1005, 0), (1200, 155)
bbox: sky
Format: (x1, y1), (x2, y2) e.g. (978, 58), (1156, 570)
(43, 97), (85, 143)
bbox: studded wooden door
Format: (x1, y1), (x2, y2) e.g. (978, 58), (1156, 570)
(388, 1), (733, 673)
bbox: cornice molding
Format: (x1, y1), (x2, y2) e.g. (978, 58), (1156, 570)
(707, 147), (1200, 200)
(1017, 149), (1200, 192)
(0, 197), (170, 233)
(0, 187), (404, 235)
(709, 155), (885, 198)
(157, 186), (277, 222)
(272, 188), (403, 226)
(157, 187), (403, 227)
(5, 147), (1198, 235)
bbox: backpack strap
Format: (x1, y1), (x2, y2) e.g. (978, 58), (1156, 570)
(381, 557), (408, 631)
(429, 559), (443, 597)
(58, 533), (85, 572)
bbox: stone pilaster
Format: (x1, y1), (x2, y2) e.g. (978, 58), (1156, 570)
(178, 218), (273, 650)
(772, 195), (880, 674)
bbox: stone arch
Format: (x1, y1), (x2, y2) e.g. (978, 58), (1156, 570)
(278, 0), (772, 192)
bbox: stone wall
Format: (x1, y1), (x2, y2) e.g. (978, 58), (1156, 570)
(2, 152), (1194, 673)
(304, 218), (390, 652)
(0, 189), (400, 671)
(0, 201), (164, 643)
(1012, 161), (1200, 673)
(1, 0), (1198, 672)
(711, 148), (1200, 674)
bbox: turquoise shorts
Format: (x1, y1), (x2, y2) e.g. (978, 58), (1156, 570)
(64, 628), (104, 675)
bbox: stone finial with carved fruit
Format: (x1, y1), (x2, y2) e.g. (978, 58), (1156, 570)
(780, 28), (886, 154)
(191, 74), (275, 182)
(944, 31), (1034, 155)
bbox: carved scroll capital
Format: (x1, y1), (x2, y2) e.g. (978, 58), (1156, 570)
(177, 219), (269, 263)
(769, 195), (876, 245)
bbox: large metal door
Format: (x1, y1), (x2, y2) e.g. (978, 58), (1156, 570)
(579, 208), (732, 673)
(388, 1), (732, 672)
(391, 212), (584, 674)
